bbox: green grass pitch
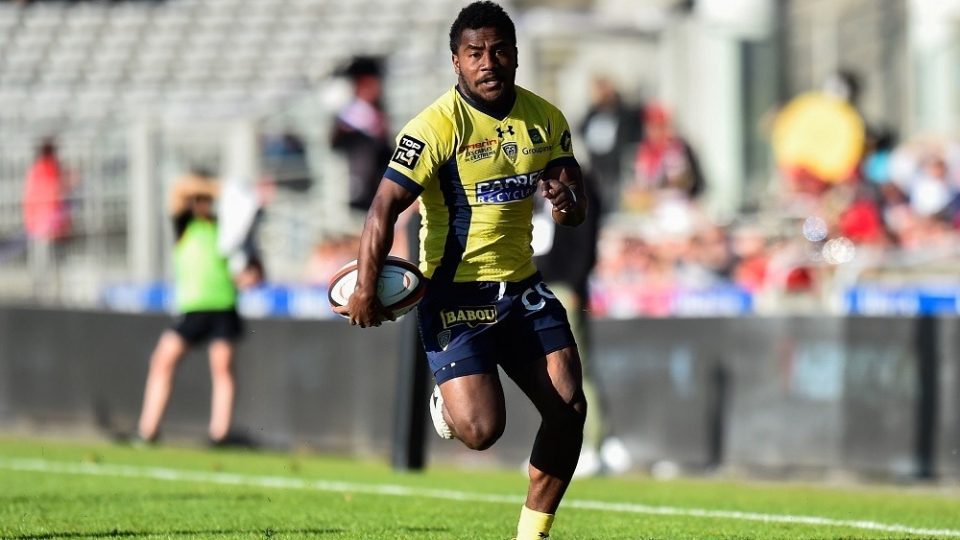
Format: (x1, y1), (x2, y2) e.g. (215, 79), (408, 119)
(1, 437), (959, 539)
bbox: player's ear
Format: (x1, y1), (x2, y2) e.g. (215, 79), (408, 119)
(452, 53), (460, 75)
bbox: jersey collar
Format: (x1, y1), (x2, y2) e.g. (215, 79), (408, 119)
(455, 85), (517, 122)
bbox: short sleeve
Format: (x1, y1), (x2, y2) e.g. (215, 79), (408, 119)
(546, 108), (579, 171)
(384, 114), (453, 196)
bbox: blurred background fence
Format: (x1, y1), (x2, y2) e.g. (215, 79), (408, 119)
(2, 306), (958, 480)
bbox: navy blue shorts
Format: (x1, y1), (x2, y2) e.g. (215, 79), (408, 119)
(417, 272), (576, 384)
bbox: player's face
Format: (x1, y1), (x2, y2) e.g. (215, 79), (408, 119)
(453, 27), (517, 106)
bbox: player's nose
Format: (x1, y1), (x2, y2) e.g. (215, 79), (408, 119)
(479, 49), (498, 69)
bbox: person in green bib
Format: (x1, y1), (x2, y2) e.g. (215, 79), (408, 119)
(136, 171), (260, 445)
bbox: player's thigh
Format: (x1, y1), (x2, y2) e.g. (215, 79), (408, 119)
(438, 371), (506, 432)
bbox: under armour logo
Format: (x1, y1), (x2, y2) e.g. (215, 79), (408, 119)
(496, 125), (515, 139)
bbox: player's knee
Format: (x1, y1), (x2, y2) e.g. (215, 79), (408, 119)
(458, 419), (504, 451)
(565, 394), (587, 428)
(545, 394), (587, 433)
(572, 396), (588, 429)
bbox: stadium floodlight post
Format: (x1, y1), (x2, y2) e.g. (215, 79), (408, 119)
(391, 213), (429, 471)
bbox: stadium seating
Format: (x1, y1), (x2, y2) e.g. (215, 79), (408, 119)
(0, 0), (457, 138)
(0, 0), (466, 300)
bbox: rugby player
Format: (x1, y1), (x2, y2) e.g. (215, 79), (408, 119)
(335, 2), (587, 538)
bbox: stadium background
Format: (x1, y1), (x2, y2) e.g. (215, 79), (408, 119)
(1, 0), (960, 482)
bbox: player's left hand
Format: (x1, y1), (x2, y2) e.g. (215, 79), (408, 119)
(540, 177), (576, 213)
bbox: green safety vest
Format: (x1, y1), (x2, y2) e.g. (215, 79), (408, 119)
(173, 219), (236, 312)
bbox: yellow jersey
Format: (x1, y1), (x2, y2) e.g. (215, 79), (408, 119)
(384, 86), (579, 283)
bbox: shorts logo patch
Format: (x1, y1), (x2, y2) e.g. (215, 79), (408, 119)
(392, 135), (425, 169)
(437, 330), (452, 351)
(522, 282), (557, 313)
(503, 141), (518, 163)
(440, 305), (497, 329)
(528, 128), (544, 144)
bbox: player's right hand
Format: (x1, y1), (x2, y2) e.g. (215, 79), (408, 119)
(333, 288), (394, 328)
(540, 177), (576, 212)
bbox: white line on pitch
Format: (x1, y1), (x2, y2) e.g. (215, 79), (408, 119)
(1, 457), (958, 538)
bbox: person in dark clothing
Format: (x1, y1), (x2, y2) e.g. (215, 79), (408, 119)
(580, 77), (641, 215)
(330, 56), (392, 212)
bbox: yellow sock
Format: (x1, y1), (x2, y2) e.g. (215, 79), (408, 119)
(516, 505), (555, 540)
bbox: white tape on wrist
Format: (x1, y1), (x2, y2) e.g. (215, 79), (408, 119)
(557, 184), (577, 213)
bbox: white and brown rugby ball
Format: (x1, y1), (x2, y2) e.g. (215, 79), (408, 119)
(327, 256), (426, 320)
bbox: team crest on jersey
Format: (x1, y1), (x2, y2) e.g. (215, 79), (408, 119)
(502, 141), (518, 162)
(439, 306), (497, 329)
(392, 135), (425, 169)
(437, 330), (452, 351)
(528, 128), (545, 144)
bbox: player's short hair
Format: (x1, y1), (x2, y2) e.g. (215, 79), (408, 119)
(449, 1), (516, 54)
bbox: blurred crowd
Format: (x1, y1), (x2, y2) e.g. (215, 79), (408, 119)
(15, 58), (935, 318)
(583, 71), (960, 316)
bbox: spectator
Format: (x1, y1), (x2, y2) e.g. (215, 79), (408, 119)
(330, 56), (392, 213)
(627, 104), (705, 211)
(731, 224), (770, 293)
(909, 156), (955, 219)
(683, 225), (735, 285)
(838, 184), (886, 245)
(580, 77), (641, 215)
(862, 128), (897, 186)
(23, 139), (71, 242)
(22, 139), (73, 300)
(136, 170), (260, 446)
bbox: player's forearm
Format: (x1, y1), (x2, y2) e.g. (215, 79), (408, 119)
(355, 197), (399, 296)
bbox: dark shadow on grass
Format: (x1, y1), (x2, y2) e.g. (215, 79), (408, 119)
(397, 526), (451, 533)
(7, 528), (344, 539)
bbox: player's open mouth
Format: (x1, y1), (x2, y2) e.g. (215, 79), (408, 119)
(478, 78), (502, 90)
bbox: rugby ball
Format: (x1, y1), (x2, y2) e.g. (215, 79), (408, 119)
(328, 256), (426, 320)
